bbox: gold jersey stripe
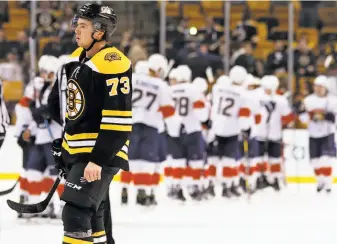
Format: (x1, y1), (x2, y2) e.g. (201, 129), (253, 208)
(92, 231), (106, 237)
(65, 133), (99, 141)
(100, 124), (132, 132)
(63, 236), (92, 244)
(125, 140), (130, 146)
(62, 140), (93, 154)
(102, 110), (132, 117)
(116, 150), (128, 161)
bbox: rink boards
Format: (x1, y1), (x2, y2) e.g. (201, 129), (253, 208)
(0, 127), (336, 183)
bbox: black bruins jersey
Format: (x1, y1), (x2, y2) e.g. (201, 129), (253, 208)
(48, 46), (132, 170)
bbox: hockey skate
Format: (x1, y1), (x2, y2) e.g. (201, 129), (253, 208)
(222, 183), (231, 198)
(205, 181), (215, 197)
(230, 184), (241, 197)
(136, 189), (151, 206)
(148, 189), (158, 205)
(239, 177), (247, 192)
(270, 178), (281, 192)
(121, 187), (128, 205)
(189, 185), (202, 201)
(176, 188), (186, 202)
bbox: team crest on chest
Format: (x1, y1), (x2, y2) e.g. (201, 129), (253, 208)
(104, 52), (121, 62)
(67, 79), (85, 120)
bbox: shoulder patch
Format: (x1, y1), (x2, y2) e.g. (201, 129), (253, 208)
(87, 47), (131, 75)
(104, 52), (121, 62)
(70, 47), (84, 58)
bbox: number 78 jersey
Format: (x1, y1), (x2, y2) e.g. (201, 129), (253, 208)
(132, 73), (174, 130)
(210, 84), (251, 137)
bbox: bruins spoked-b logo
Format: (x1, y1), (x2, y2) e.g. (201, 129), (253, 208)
(67, 79), (85, 120)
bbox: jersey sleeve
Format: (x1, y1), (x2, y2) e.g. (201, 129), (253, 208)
(280, 96), (295, 126)
(48, 73), (62, 126)
(191, 86), (208, 122)
(158, 82), (175, 119)
(89, 57), (133, 167)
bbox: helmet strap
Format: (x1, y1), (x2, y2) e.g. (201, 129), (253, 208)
(84, 32), (104, 52)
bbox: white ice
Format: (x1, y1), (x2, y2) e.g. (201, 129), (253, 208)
(0, 182), (336, 244)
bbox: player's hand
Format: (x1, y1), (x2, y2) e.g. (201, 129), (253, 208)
(84, 162), (102, 182)
(22, 129), (31, 142)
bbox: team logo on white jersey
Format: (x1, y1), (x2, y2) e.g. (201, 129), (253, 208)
(67, 79), (85, 120)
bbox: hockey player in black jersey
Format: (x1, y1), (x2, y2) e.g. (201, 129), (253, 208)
(48, 4), (131, 244)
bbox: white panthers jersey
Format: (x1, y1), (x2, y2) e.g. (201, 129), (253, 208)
(244, 88), (263, 138)
(300, 94), (337, 138)
(255, 93), (292, 141)
(24, 78), (62, 144)
(170, 83), (208, 134)
(132, 73), (174, 130)
(211, 83), (251, 137)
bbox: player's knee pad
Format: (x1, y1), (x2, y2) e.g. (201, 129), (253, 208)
(62, 203), (92, 235)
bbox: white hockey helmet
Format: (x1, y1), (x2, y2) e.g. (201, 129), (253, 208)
(261, 75), (279, 92)
(148, 53), (168, 77)
(193, 77), (208, 93)
(216, 75), (231, 86)
(229, 65), (247, 85)
(58, 55), (72, 65)
(314, 75), (329, 90)
(134, 60), (149, 75)
(176, 65), (192, 83)
(168, 68), (179, 80)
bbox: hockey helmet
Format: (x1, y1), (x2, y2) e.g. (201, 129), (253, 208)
(176, 65), (192, 83)
(229, 66), (247, 85)
(134, 60), (149, 75)
(169, 68), (179, 80)
(73, 3), (117, 50)
(216, 75), (231, 86)
(193, 77), (208, 93)
(260, 75), (279, 92)
(314, 75), (329, 90)
(58, 55), (72, 65)
(148, 54), (168, 78)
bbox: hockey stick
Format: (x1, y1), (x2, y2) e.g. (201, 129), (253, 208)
(243, 138), (251, 202)
(0, 179), (19, 196)
(7, 170), (63, 213)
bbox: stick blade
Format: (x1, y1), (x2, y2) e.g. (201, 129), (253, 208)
(7, 199), (47, 213)
(0, 180), (18, 196)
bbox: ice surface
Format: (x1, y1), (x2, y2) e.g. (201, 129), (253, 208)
(0, 181), (336, 244)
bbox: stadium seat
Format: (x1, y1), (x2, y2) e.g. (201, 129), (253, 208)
(183, 4), (202, 18)
(166, 2), (180, 17)
(2, 81), (24, 102)
(247, 0), (270, 12)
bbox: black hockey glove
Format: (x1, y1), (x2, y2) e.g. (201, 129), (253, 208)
(31, 105), (51, 124)
(241, 128), (251, 140)
(325, 112), (335, 123)
(51, 138), (66, 175)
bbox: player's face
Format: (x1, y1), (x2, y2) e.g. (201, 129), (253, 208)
(264, 89), (272, 95)
(169, 78), (177, 86)
(75, 18), (95, 49)
(314, 85), (327, 97)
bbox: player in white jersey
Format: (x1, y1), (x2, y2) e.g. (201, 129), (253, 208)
(119, 60), (149, 203)
(169, 65), (209, 201)
(255, 75), (294, 191)
(240, 74), (262, 192)
(19, 55), (63, 217)
(298, 75), (337, 193)
(128, 54), (176, 205)
(0, 77), (9, 149)
(209, 67), (251, 198)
